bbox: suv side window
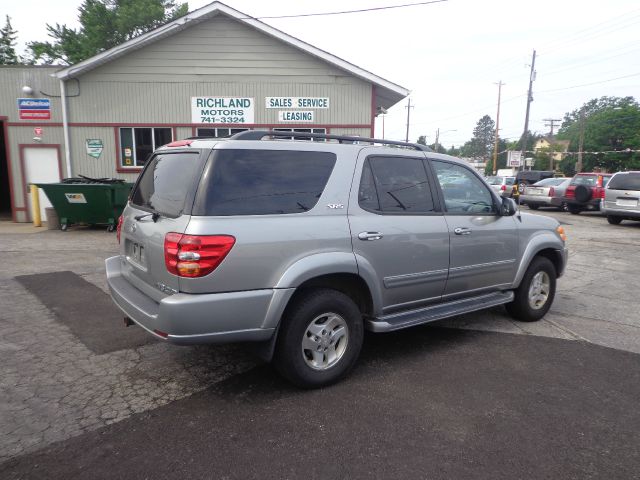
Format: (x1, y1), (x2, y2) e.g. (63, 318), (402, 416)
(431, 160), (497, 214)
(359, 156), (435, 214)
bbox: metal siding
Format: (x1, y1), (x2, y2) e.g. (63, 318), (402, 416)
(0, 67), (62, 123)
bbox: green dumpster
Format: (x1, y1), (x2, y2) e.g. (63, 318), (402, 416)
(35, 176), (134, 231)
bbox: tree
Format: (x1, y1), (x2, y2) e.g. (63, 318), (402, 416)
(460, 115), (495, 161)
(416, 135), (427, 146)
(0, 15), (19, 65)
(28, 0), (189, 65)
(557, 96), (640, 173)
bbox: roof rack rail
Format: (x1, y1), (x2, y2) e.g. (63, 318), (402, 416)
(230, 130), (432, 152)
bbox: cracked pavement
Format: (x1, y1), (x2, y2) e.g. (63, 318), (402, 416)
(0, 209), (639, 465)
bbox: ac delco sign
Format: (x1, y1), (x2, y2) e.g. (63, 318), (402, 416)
(17, 98), (51, 120)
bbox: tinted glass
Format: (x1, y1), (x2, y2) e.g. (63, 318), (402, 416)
(486, 176), (501, 185)
(131, 153), (201, 217)
(571, 175), (597, 186)
(432, 160), (497, 214)
(134, 128), (153, 166)
(358, 160), (381, 211)
(505, 177), (516, 185)
(535, 178), (565, 186)
(154, 128), (172, 149)
(608, 172), (640, 190)
(196, 150), (336, 216)
(366, 156), (434, 213)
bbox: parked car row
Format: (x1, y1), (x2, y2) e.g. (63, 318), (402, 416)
(512, 171), (640, 226)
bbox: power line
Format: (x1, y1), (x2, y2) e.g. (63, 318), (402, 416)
(537, 72), (640, 94)
(248, 0), (448, 19)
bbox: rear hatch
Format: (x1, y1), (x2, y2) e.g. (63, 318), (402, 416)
(119, 148), (208, 302)
(605, 172), (640, 211)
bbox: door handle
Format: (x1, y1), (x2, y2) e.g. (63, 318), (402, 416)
(454, 227), (472, 235)
(358, 231), (383, 241)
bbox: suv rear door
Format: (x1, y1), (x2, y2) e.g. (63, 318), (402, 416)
(348, 150), (449, 313)
(429, 159), (518, 298)
(121, 149), (206, 301)
(605, 172), (640, 211)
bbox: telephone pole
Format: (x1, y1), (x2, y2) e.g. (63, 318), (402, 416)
(405, 98), (414, 143)
(492, 81), (504, 174)
(434, 128), (440, 152)
(577, 108), (585, 173)
(521, 49), (536, 169)
(543, 118), (562, 137)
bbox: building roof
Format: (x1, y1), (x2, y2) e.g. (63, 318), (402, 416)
(54, 1), (409, 109)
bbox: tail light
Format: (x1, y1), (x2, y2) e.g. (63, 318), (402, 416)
(566, 186), (576, 198)
(116, 215), (123, 244)
(594, 187), (605, 199)
(164, 233), (235, 278)
(548, 187), (555, 197)
(501, 185), (506, 191)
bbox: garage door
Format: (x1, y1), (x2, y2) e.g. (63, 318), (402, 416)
(23, 147), (61, 222)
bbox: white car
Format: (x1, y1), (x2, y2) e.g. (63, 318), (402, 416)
(486, 176), (516, 197)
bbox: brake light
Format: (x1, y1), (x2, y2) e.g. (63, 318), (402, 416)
(548, 187), (555, 197)
(501, 185), (506, 191)
(164, 233), (235, 277)
(594, 187), (605, 199)
(566, 186), (575, 198)
(116, 215), (123, 243)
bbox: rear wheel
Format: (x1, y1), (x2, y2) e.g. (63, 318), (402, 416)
(568, 205), (581, 215)
(506, 256), (556, 322)
(528, 204), (540, 210)
(559, 202), (569, 212)
(607, 215), (623, 225)
(273, 289), (363, 388)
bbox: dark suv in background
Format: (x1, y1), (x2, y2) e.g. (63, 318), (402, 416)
(564, 173), (612, 214)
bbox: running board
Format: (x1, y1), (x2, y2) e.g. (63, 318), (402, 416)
(366, 291), (514, 333)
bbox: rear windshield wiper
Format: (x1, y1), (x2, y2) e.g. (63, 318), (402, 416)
(134, 212), (160, 222)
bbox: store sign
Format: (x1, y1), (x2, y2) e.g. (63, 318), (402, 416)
(278, 111), (314, 123)
(18, 98), (51, 120)
(266, 97), (329, 109)
(34, 127), (43, 136)
(191, 97), (254, 124)
(85, 139), (104, 159)
(508, 151), (523, 167)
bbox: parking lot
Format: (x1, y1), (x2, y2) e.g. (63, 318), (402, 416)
(1, 209), (639, 479)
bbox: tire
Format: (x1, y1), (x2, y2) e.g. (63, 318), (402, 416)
(559, 202), (569, 212)
(107, 224), (115, 232)
(528, 204), (540, 210)
(574, 185), (592, 203)
(506, 256), (556, 322)
(60, 223), (68, 231)
(607, 216), (623, 225)
(568, 205), (581, 215)
(273, 289), (364, 388)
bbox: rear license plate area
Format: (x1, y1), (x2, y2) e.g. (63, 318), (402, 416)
(126, 240), (146, 266)
(616, 199), (638, 207)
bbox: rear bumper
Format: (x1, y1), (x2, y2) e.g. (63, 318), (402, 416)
(519, 194), (554, 205)
(564, 198), (601, 210)
(105, 256), (281, 345)
(601, 204), (640, 218)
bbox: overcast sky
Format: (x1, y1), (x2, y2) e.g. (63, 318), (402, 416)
(5, 0), (640, 147)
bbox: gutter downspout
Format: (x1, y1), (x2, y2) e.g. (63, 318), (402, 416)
(60, 79), (72, 178)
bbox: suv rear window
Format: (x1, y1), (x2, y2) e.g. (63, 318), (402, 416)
(608, 172), (640, 190)
(194, 149), (336, 216)
(131, 152), (202, 217)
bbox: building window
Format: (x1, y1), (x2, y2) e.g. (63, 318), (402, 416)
(119, 127), (172, 168)
(196, 128), (250, 138)
(273, 128), (326, 141)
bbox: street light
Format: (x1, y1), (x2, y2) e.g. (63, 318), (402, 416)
(434, 129), (457, 152)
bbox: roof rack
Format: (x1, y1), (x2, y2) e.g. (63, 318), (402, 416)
(230, 130), (432, 152)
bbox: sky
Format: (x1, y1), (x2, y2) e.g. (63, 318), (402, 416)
(4, 0), (640, 147)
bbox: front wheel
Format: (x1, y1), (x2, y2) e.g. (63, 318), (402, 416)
(607, 216), (622, 225)
(506, 256), (556, 322)
(273, 289), (364, 388)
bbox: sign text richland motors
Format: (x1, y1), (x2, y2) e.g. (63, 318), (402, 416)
(191, 97), (255, 124)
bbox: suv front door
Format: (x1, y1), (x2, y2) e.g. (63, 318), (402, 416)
(429, 159), (518, 298)
(348, 152), (450, 314)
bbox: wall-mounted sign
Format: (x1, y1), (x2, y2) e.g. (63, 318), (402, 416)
(278, 111), (314, 123)
(266, 97), (329, 109)
(18, 98), (51, 120)
(191, 97), (254, 124)
(34, 127), (43, 136)
(86, 139), (104, 159)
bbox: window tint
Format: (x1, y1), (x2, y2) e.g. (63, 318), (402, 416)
(505, 178), (516, 185)
(432, 160), (497, 214)
(608, 172), (640, 190)
(361, 156), (435, 213)
(195, 150), (336, 216)
(535, 178), (565, 186)
(131, 153), (202, 217)
(571, 175), (597, 186)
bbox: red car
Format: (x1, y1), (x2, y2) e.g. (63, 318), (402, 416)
(563, 173), (613, 214)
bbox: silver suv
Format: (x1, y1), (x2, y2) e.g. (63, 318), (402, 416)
(106, 131), (568, 388)
(602, 171), (640, 225)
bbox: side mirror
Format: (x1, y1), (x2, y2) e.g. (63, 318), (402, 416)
(501, 197), (517, 216)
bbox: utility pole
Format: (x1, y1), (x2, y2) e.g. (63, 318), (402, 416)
(492, 80), (504, 174)
(577, 108), (585, 173)
(405, 98), (414, 143)
(521, 49), (536, 170)
(434, 128), (440, 152)
(543, 118), (562, 137)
